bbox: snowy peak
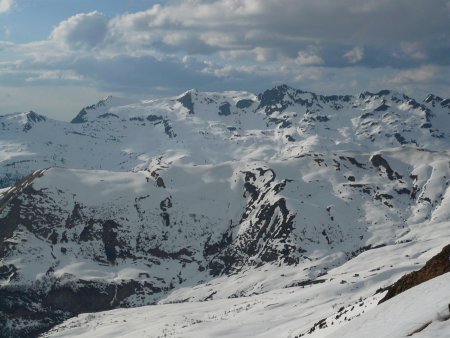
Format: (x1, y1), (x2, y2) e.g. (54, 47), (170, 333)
(0, 110), (48, 132)
(257, 84), (318, 115)
(176, 90), (196, 115)
(23, 111), (47, 131)
(70, 96), (128, 123)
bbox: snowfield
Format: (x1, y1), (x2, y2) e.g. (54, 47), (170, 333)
(42, 232), (450, 338)
(0, 85), (449, 337)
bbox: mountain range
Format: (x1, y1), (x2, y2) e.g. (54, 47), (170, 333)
(0, 85), (449, 337)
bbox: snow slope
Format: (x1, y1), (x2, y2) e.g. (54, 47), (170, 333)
(0, 85), (449, 337)
(327, 273), (450, 338)
(42, 233), (450, 338)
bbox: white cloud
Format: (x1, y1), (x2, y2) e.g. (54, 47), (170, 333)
(0, 0), (13, 13)
(50, 11), (109, 49)
(388, 65), (438, 84)
(399, 42), (427, 60)
(295, 51), (324, 66)
(343, 47), (364, 64)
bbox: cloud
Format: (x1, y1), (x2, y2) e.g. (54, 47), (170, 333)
(387, 65), (438, 84)
(1, 0), (449, 117)
(50, 11), (109, 49)
(104, 0), (450, 67)
(62, 54), (219, 93)
(295, 51), (324, 66)
(399, 42), (427, 60)
(0, 0), (13, 13)
(25, 70), (84, 83)
(10, 1), (449, 69)
(343, 47), (364, 64)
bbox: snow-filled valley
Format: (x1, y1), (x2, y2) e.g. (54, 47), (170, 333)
(0, 85), (449, 337)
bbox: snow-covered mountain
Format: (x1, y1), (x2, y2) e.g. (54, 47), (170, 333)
(0, 85), (449, 337)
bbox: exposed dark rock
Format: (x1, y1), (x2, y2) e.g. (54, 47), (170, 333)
(162, 120), (176, 138)
(257, 85), (304, 115)
(316, 115), (329, 122)
(0, 279), (162, 338)
(374, 193), (393, 201)
(79, 221), (95, 242)
(71, 109), (89, 124)
(424, 94), (442, 104)
(360, 112), (373, 119)
(129, 116), (145, 122)
(321, 94), (352, 103)
(177, 92), (195, 115)
(218, 102), (231, 116)
(285, 279), (326, 288)
(102, 220), (120, 264)
(374, 103), (390, 112)
(98, 113), (119, 119)
(146, 115), (176, 138)
(26, 111), (46, 124)
(394, 133), (407, 145)
(379, 243), (450, 304)
(204, 230), (233, 257)
(160, 198), (172, 227)
(146, 247), (193, 260)
(395, 188), (411, 195)
(236, 99), (253, 109)
(147, 115), (163, 122)
(23, 112), (47, 132)
(0, 170), (47, 257)
(258, 85), (289, 112)
(343, 156), (365, 169)
(268, 117), (292, 128)
(65, 202), (83, 229)
(347, 183), (372, 195)
(156, 176), (166, 188)
(370, 154), (401, 180)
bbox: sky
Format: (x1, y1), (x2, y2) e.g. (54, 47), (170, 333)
(0, 0), (449, 120)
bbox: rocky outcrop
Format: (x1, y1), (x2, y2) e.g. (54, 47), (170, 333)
(379, 244), (450, 304)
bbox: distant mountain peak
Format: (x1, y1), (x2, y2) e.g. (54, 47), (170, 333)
(70, 96), (129, 123)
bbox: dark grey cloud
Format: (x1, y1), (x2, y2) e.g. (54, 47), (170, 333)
(69, 55), (216, 93)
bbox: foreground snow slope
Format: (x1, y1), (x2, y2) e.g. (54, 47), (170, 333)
(42, 235), (450, 338)
(0, 85), (449, 337)
(327, 273), (450, 338)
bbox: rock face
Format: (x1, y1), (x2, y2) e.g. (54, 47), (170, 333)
(0, 85), (449, 337)
(379, 243), (450, 304)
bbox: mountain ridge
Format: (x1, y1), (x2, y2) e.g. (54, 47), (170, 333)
(0, 85), (449, 337)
